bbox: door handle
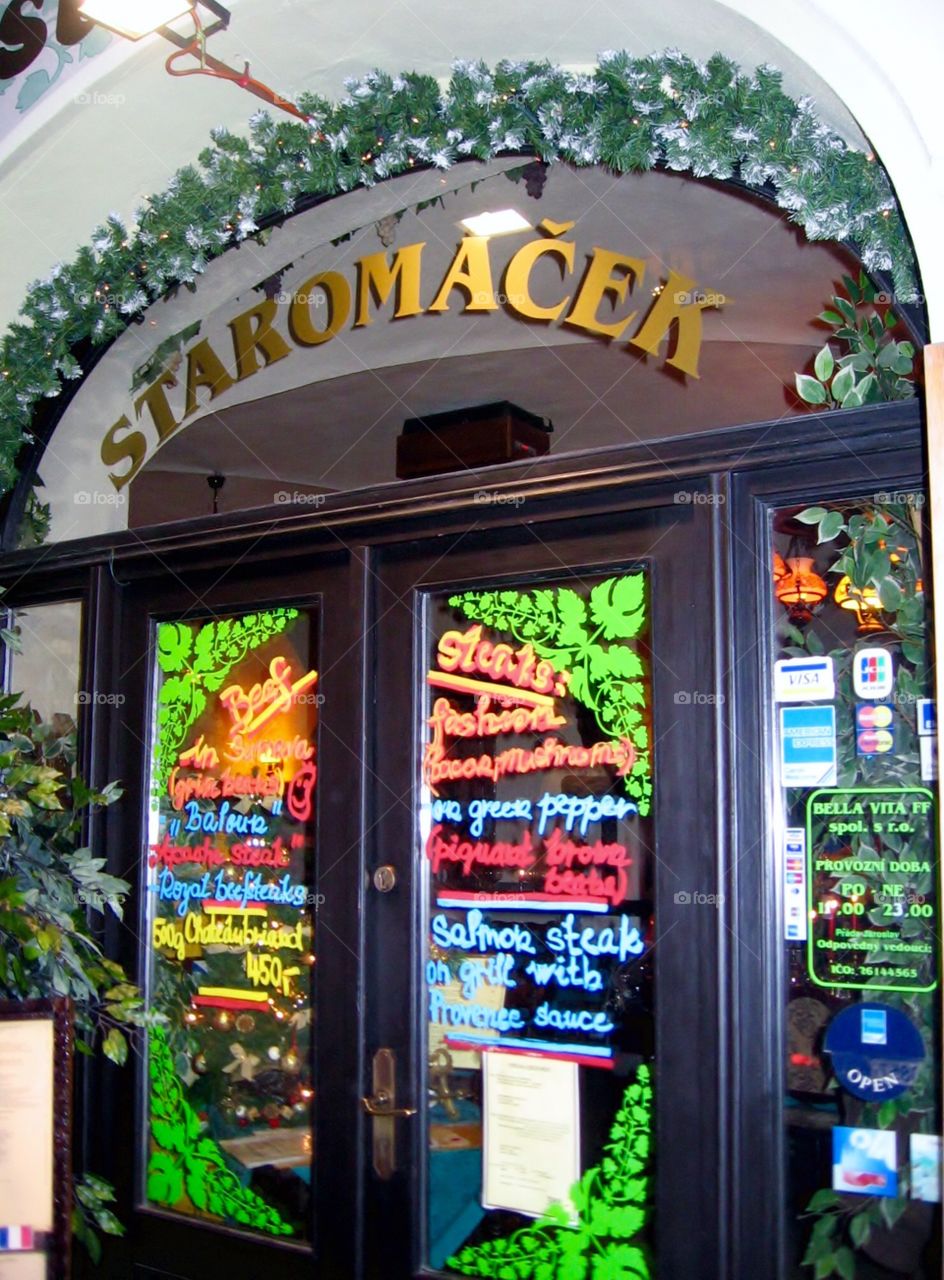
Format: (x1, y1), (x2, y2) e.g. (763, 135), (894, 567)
(361, 1088), (417, 1118)
(363, 1048), (415, 1179)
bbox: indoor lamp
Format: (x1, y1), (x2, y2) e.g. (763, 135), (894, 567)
(833, 576), (885, 633)
(775, 556), (828, 624)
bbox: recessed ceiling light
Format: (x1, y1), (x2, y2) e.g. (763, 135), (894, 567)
(459, 210), (532, 237)
(78, 1), (195, 39)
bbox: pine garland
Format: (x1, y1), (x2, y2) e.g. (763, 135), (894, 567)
(0, 51), (917, 503)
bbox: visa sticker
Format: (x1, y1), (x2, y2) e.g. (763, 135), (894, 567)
(774, 657), (836, 703)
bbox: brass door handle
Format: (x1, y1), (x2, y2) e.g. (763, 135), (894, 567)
(361, 1088), (417, 1118)
(365, 1048), (415, 1178)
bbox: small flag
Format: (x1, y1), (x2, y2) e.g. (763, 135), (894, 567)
(0, 1226), (35, 1250)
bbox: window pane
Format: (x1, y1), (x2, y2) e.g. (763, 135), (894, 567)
(772, 496), (942, 1277)
(421, 574), (655, 1277)
(7, 601), (82, 725)
(143, 607), (318, 1242)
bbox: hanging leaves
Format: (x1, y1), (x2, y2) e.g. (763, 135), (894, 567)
(147, 1025), (294, 1236)
(152, 608), (299, 791)
(448, 1065), (653, 1279)
(448, 574), (653, 814)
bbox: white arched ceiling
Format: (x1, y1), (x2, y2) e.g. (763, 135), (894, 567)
(39, 158), (864, 538)
(2, 0), (932, 339)
(722, 0), (944, 333)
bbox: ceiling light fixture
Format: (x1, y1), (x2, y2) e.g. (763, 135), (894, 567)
(77, 1), (310, 121)
(78, 1), (204, 41)
(459, 210), (532, 237)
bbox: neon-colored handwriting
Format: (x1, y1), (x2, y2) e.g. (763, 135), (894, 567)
(428, 671), (555, 707)
(536, 791), (637, 837)
(524, 954), (604, 991)
(458, 955), (516, 998)
(428, 989), (526, 1031)
(431, 909), (537, 956)
(178, 735), (220, 770)
(220, 656), (318, 737)
(465, 798), (533, 837)
(169, 768), (283, 810)
(534, 1004), (613, 1034)
(149, 835), (226, 869)
(544, 829), (631, 906)
(224, 733), (314, 765)
(286, 760), (317, 823)
(152, 913), (304, 961)
(245, 951), (300, 997)
(169, 771), (220, 808)
(424, 736), (636, 788)
(436, 625), (569, 696)
(184, 799), (270, 836)
(426, 824), (536, 876)
(545, 912), (644, 962)
(155, 867), (306, 916)
(230, 837), (292, 867)
(428, 695), (566, 751)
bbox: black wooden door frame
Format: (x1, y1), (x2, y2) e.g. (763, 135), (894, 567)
(0, 400), (927, 1280)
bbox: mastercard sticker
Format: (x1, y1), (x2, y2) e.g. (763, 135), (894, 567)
(855, 703), (894, 731)
(854, 727), (890, 752)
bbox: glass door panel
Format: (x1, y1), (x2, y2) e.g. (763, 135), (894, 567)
(142, 605), (319, 1242)
(369, 494), (725, 1280)
(421, 573), (655, 1276)
(771, 494), (942, 1278)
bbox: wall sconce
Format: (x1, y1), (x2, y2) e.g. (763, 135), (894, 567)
(775, 556), (828, 624)
(833, 576), (885, 633)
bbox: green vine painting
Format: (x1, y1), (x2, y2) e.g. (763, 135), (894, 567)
(449, 575), (652, 815)
(147, 1025), (294, 1236)
(448, 1064), (653, 1279)
(152, 608), (299, 791)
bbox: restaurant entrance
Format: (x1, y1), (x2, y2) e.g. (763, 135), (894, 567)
(6, 400), (937, 1280)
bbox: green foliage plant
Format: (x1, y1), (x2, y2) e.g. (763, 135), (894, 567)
(153, 608), (299, 791)
(147, 1025), (294, 1236)
(448, 1065), (652, 1279)
(794, 273), (915, 411)
(0, 686), (143, 1263)
(0, 54), (917, 530)
(448, 575), (652, 814)
(782, 500), (936, 1277)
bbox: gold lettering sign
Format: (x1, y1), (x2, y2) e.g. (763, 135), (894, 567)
(100, 224), (726, 489)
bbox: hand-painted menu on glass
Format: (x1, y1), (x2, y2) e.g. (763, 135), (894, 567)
(806, 786), (937, 992)
(422, 575), (654, 1278)
(144, 608), (317, 1241)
